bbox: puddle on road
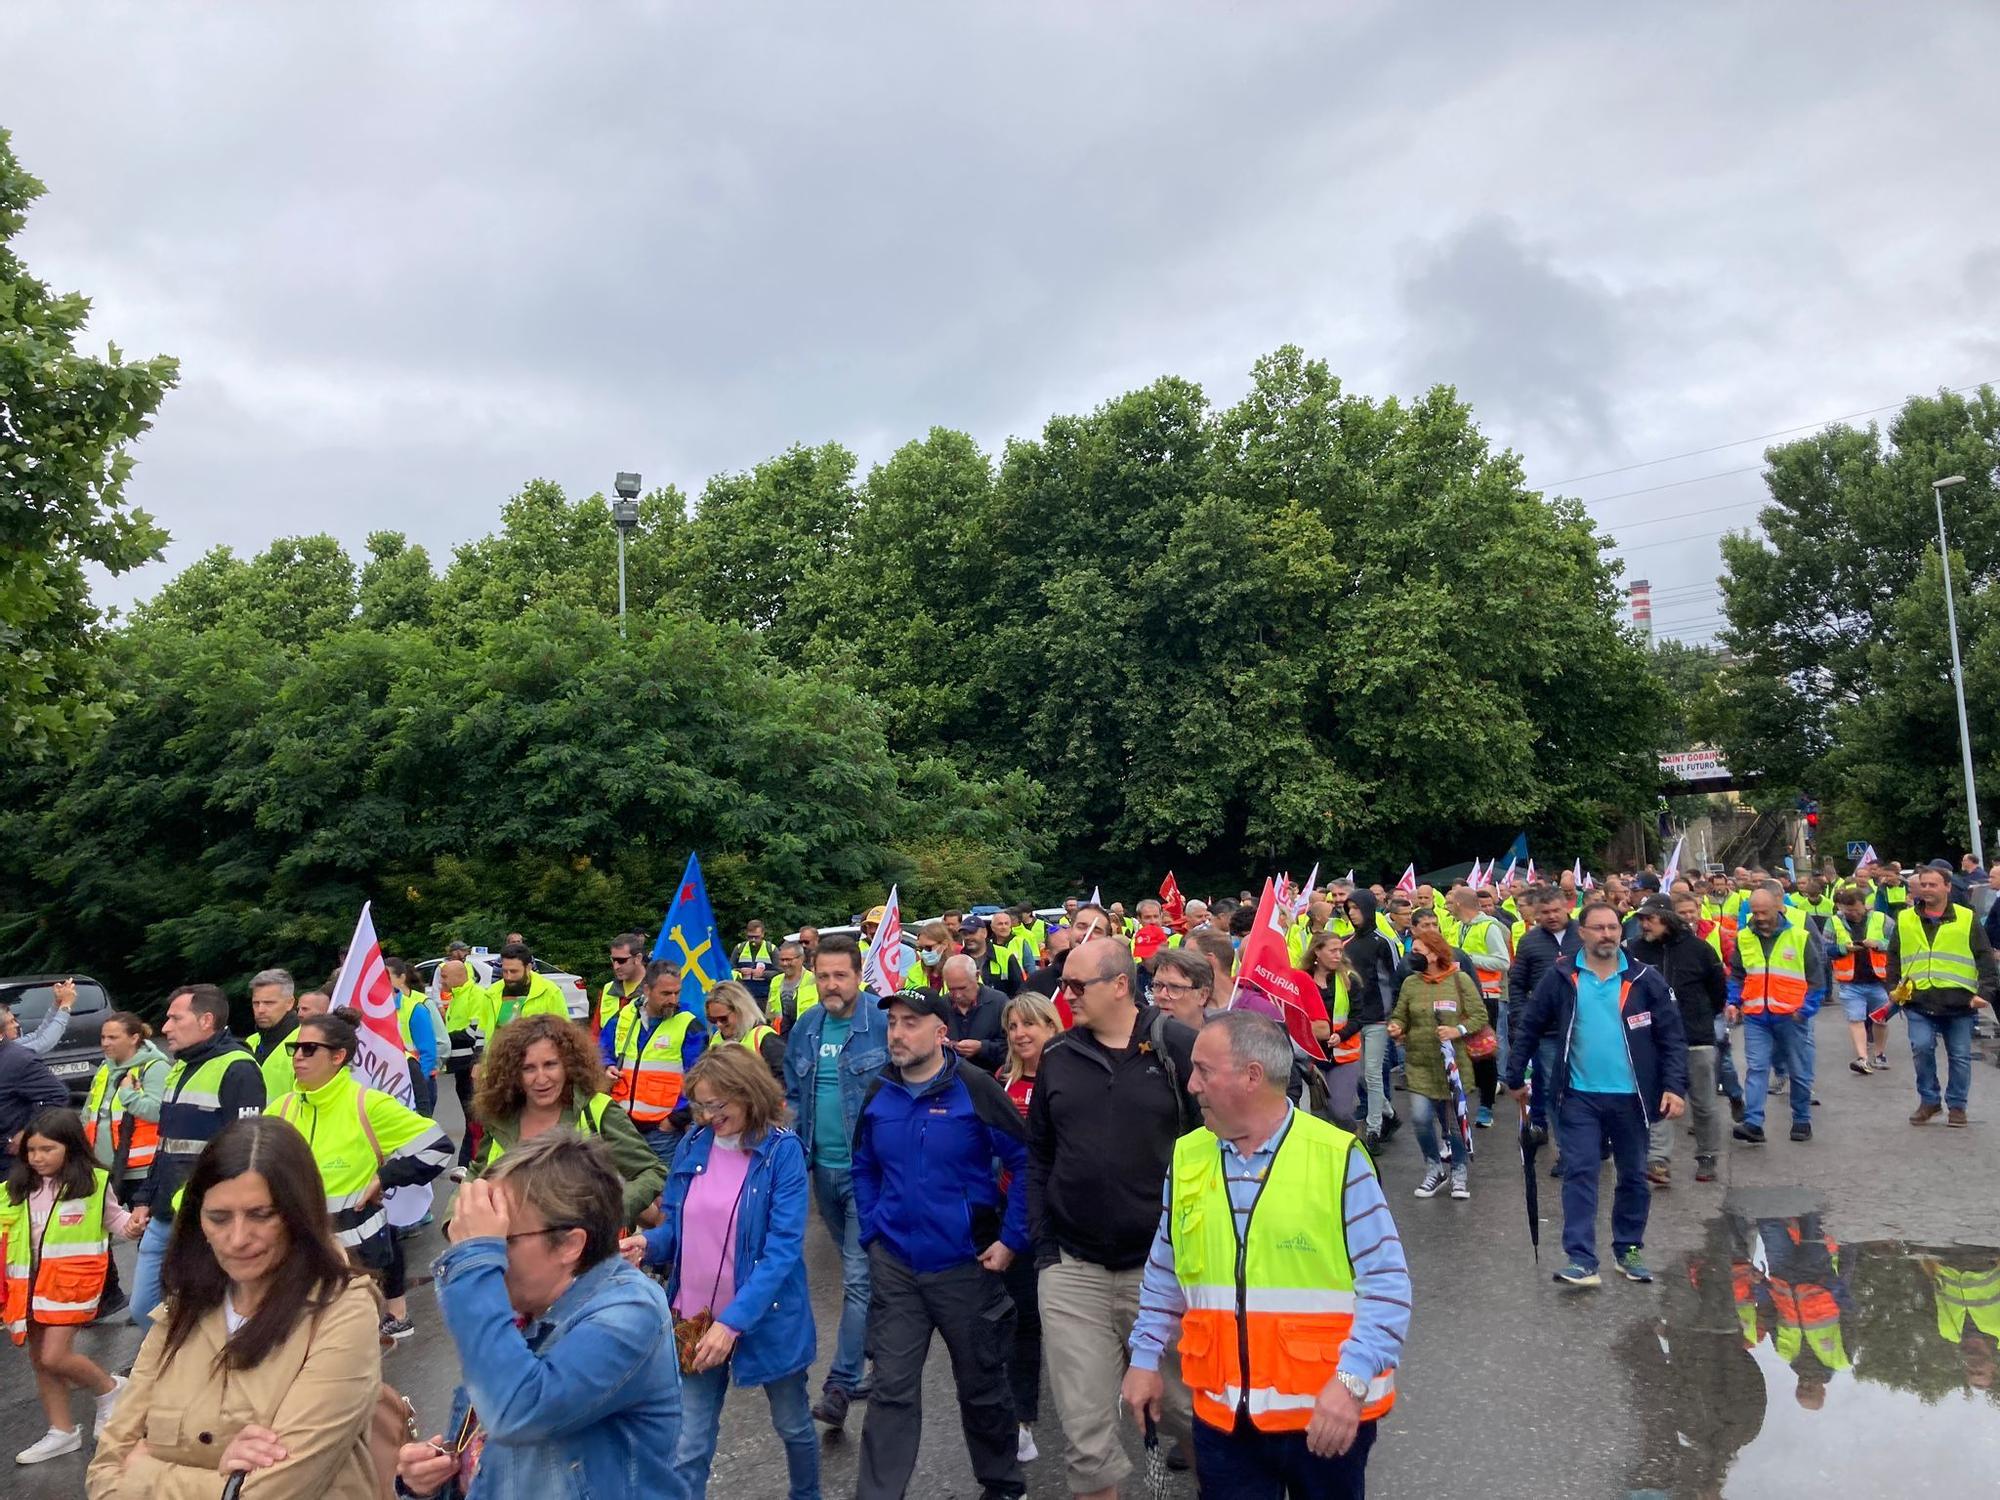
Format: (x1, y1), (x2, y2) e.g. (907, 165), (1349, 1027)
(1619, 1190), (2000, 1499)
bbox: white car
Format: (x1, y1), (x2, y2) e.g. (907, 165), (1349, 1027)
(417, 953), (591, 1022)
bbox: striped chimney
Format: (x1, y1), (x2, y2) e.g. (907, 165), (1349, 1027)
(1628, 578), (1653, 641)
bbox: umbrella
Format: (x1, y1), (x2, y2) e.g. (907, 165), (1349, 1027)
(1142, 1412), (1171, 1499)
(1518, 1074), (1541, 1261)
(1439, 1034), (1474, 1164)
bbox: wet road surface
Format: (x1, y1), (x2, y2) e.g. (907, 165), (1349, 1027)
(11, 1007), (2000, 1497)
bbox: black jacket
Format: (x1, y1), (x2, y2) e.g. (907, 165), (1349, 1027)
(1026, 1004), (1198, 1271)
(1342, 892), (1399, 1027)
(1505, 956), (1690, 1120)
(0, 1039), (69, 1178)
(944, 986), (1010, 1072)
(1509, 922), (1581, 1010)
(1625, 925), (1728, 1042)
(136, 1030), (266, 1215)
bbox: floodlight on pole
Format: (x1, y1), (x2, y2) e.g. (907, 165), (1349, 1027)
(1932, 474), (1980, 859)
(612, 473), (642, 637)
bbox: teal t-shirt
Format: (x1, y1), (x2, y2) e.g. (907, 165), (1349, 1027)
(1570, 956), (1638, 1094)
(813, 1013), (853, 1169)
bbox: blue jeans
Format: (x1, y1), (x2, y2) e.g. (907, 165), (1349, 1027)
(1192, 1410), (1376, 1499)
(1907, 1010), (1976, 1110)
(676, 1362), (818, 1500)
(1556, 1090), (1650, 1270)
(1407, 1092), (1469, 1168)
(642, 1125), (681, 1169)
(810, 1163), (870, 1393)
(130, 1215), (173, 1328)
(1842, 980), (1889, 1026)
(1743, 1017), (1812, 1128)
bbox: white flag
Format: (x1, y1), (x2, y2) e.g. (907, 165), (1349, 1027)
(328, 902), (431, 1227)
(862, 885), (907, 996)
(1661, 836), (1685, 888)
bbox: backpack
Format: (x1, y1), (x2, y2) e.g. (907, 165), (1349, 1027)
(1146, 1010), (1192, 1136)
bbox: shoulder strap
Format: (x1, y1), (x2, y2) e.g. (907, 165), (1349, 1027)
(1148, 1011), (1189, 1136)
(355, 1089), (385, 1168)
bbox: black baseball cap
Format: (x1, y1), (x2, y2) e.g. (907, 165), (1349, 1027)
(879, 990), (950, 1021)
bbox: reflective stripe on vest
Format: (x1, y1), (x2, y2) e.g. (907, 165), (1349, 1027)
(274, 1076), (393, 1248)
(1895, 905), (1980, 994)
(1462, 916), (1507, 1001)
(1936, 1264), (2000, 1344)
(84, 1059), (161, 1173)
(1736, 926), (1809, 1016)
(1169, 1112), (1395, 1432)
(741, 1025), (777, 1056)
(1326, 975), (1361, 1066)
(609, 1008), (697, 1125)
(1, 1167), (110, 1340)
(1830, 911), (1887, 983)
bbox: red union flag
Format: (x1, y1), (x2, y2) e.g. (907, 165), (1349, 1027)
(863, 885), (907, 996)
(327, 902), (431, 1226)
(1235, 878), (1328, 1062)
(1160, 871), (1186, 928)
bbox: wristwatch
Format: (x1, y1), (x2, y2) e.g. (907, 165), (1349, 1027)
(1335, 1371), (1369, 1403)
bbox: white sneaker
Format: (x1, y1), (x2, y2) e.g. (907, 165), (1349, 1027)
(1414, 1165), (1449, 1198)
(1017, 1424), (1038, 1463)
(94, 1374), (128, 1436)
(16, 1427), (81, 1464)
(1450, 1169), (1471, 1200)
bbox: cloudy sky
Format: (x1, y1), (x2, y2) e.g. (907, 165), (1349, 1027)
(9, 3), (1997, 644)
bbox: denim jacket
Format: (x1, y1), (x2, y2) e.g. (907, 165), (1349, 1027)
(422, 1239), (685, 1500)
(639, 1125), (815, 1387)
(781, 993), (889, 1163)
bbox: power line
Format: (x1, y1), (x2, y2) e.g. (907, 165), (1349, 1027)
(1598, 497), (1765, 533)
(1606, 525), (1752, 556)
(1540, 380), (1995, 488)
(1574, 465), (1764, 509)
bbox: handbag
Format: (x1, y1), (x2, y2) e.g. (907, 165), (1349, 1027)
(671, 1156), (749, 1375)
(1456, 972), (1499, 1058)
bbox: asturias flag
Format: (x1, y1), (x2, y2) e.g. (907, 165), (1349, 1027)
(654, 852), (734, 997)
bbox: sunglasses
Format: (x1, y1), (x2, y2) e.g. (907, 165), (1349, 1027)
(282, 1040), (337, 1058)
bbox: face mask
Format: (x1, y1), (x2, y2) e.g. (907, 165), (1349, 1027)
(921, 948), (942, 967)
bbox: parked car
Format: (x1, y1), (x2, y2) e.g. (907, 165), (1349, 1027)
(1, 975), (116, 1102)
(415, 953), (591, 1022)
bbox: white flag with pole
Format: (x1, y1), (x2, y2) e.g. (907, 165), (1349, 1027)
(328, 902), (433, 1228)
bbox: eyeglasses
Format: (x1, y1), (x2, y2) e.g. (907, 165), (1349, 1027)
(687, 1098), (729, 1116)
(705, 1014), (732, 1027)
(283, 1040), (335, 1058)
(504, 1223), (582, 1244)
(1150, 979), (1201, 997)
(609, 952), (639, 964)
(1059, 972), (1116, 998)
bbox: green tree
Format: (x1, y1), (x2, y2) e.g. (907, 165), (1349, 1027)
(0, 130), (178, 760)
(1713, 387), (2000, 855)
(358, 530), (435, 629)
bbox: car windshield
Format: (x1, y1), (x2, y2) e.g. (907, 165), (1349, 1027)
(4, 982), (107, 1026)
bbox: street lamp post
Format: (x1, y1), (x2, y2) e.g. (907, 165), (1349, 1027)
(612, 472), (642, 638)
(1932, 474), (1981, 859)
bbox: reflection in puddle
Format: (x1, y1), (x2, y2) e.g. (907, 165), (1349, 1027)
(1622, 1206), (2000, 1499)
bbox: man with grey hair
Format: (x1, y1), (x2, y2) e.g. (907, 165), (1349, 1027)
(1027, 936), (1199, 1496)
(244, 966), (300, 1102)
(941, 953), (1009, 1071)
(1124, 1010), (1410, 1492)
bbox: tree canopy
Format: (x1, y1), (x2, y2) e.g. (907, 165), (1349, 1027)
(0, 129), (178, 762)
(1708, 387), (2000, 858)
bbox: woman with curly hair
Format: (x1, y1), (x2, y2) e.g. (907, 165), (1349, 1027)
(466, 1014), (665, 1227)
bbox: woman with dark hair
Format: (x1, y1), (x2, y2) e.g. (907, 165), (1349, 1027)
(270, 1011), (453, 1343)
(81, 1012), (169, 1320)
(397, 1131), (684, 1500)
(1304, 931), (1367, 1125)
(4, 1108), (140, 1463)
(87, 1116), (382, 1498)
(467, 1015), (664, 1227)
(624, 1045), (815, 1500)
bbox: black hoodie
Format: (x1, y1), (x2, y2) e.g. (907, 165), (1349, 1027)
(1342, 892), (1399, 1027)
(1624, 906), (1728, 1042)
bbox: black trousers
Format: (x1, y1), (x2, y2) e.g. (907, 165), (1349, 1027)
(857, 1248), (1021, 1500)
(1001, 1246), (1043, 1425)
(450, 1066), (479, 1166)
(1193, 1412), (1377, 1499)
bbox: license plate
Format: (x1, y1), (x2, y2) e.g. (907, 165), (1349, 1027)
(52, 1060), (94, 1076)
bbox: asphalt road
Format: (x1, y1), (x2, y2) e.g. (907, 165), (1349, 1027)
(11, 1009), (2000, 1497)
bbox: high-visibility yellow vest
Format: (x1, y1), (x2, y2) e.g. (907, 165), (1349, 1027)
(1829, 911), (1888, 983)
(273, 1069), (441, 1248)
(740, 1024), (778, 1056)
(1737, 926), (1809, 1016)
(608, 1007), (699, 1126)
(83, 1054), (163, 1174)
(1895, 905), (1979, 995)
(1770, 1279), (1850, 1371)
(597, 980), (642, 1033)
(768, 971), (820, 1030)
(1, 1167), (111, 1340)
(1326, 974), (1361, 1066)
(1168, 1111), (1395, 1433)
(161, 1048), (265, 1215)
(733, 940), (776, 970)
(490, 974), (570, 1029)
(246, 1023), (299, 1102)
(1935, 1263), (2000, 1344)
(1458, 915), (1509, 1002)
(479, 1094), (614, 1172)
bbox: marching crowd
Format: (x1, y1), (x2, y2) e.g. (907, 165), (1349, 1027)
(0, 853), (1993, 1498)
